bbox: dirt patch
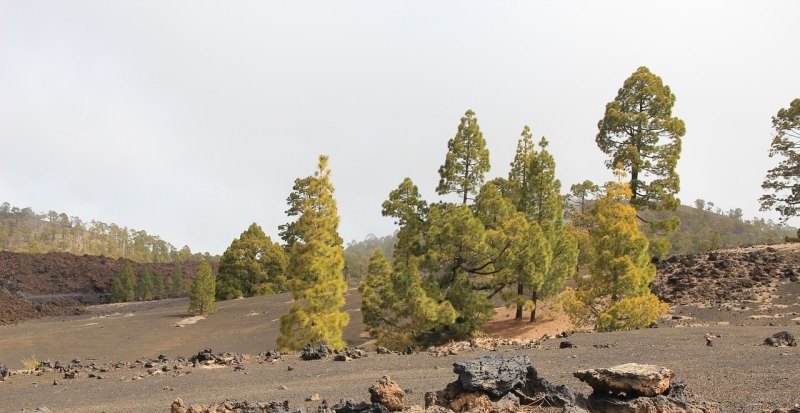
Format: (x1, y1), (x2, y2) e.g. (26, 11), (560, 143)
(484, 302), (571, 341)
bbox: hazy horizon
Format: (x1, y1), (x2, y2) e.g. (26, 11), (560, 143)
(2, 1), (799, 254)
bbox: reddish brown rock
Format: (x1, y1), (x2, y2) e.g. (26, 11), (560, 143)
(369, 376), (406, 411)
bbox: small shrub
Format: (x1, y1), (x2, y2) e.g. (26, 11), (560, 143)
(21, 355), (40, 371)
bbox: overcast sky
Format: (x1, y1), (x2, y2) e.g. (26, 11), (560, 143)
(1, 1), (799, 254)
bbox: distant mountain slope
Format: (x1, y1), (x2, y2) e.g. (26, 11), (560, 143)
(642, 203), (796, 255)
(343, 233), (396, 280)
(0, 202), (216, 263)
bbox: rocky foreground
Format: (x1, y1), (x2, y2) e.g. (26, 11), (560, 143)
(5, 331), (800, 413)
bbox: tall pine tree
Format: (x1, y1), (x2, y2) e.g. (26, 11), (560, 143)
(596, 66), (685, 232)
(278, 156), (349, 350)
(437, 109), (490, 205)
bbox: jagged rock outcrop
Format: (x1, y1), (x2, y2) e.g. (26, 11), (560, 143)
(369, 376), (406, 412)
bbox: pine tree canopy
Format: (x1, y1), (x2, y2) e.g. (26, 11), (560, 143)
(437, 109), (490, 205)
(216, 223), (287, 300)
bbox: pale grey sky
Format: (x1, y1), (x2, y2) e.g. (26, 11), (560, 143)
(1, 1), (798, 254)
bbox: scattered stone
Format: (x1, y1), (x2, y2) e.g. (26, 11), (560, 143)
(369, 376), (406, 411)
(301, 344), (332, 360)
(307, 393), (320, 402)
(559, 341), (576, 349)
(171, 398), (291, 413)
(376, 347), (392, 355)
(287, 365), (294, 371)
(574, 363), (673, 397)
(0, 362), (8, 381)
(764, 331), (797, 347)
(402, 346), (414, 355)
(20, 406), (53, 413)
(189, 348), (216, 364)
(331, 400), (389, 413)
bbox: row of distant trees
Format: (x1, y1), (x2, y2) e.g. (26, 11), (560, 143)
(0, 202), (216, 263)
(110, 262), (188, 302)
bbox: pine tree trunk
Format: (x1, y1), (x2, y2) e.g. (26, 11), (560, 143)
(515, 282), (524, 320)
(530, 289), (538, 322)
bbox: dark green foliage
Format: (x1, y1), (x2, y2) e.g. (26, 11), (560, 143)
(761, 98), (800, 225)
(168, 262), (187, 298)
(362, 116), (577, 349)
(110, 262), (135, 302)
(216, 223), (287, 300)
(135, 270), (154, 301)
(188, 261), (216, 315)
(152, 272), (166, 299)
(437, 109), (490, 205)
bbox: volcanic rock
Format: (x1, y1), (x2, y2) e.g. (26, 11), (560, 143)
(0, 362), (8, 381)
(369, 376), (406, 411)
(301, 343), (332, 360)
(587, 381), (720, 413)
(331, 400), (389, 413)
(763, 331), (797, 347)
(451, 355), (529, 398)
(574, 363), (674, 397)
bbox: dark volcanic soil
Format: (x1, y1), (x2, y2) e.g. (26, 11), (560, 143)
(0, 251), (215, 324)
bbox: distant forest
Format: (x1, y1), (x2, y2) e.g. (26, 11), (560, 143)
(343, 201), (796, 280)
(644, 200), (796, 255)
(0, 202), (216, 263)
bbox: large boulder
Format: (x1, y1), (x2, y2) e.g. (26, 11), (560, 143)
(574, 363), (673, 397)
(0, 362), (8, 381)
(369, 376), (406, 411)
(451, 355), (529, 398)
(763, 331), (797, 347)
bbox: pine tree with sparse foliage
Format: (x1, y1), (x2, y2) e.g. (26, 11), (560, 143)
(760, 98), (800, 229)
(277, 156), (349, 351)
(188, 261), (216, 315)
